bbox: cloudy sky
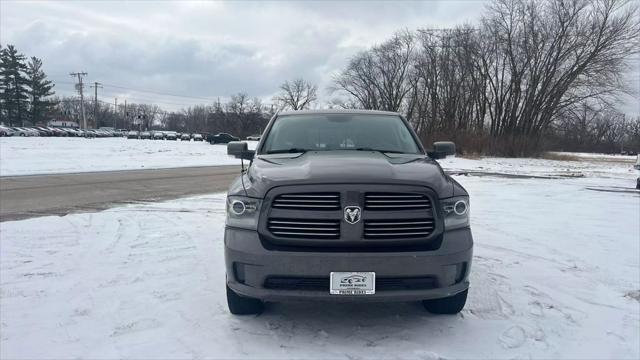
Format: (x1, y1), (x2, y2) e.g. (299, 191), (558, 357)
(1, 0), (638, 114)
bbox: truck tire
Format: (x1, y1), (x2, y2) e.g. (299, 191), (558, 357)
(226, 285), (264, 315)
(422, 289), (468, 314)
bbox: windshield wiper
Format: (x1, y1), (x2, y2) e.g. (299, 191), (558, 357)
(354, 147), (405, 154)
(265, 148), (308, 154)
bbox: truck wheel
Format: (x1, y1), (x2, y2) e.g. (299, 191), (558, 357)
(422, 289), (468, 314)
(226, 285), (264, 315)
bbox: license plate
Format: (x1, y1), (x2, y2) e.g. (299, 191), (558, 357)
(330, 272), (375, 295)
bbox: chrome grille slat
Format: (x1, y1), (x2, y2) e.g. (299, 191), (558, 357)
(366, 204), (431, 208)
(268, 218), (340, 239)
(276, 199), (338, 203)
(367, 221), (433, 226)
(271, 231), (339, 237)
(270, 226), (340, 231)
(272, 192), (340, 210)
(365, 232), (431, 236)
(270, 220), (337, 225)
(364, 217), (435, 239)
(279, 195), (338, 198)
(366, 195), (424, 199)
(365, 226), (433, 231)
(366, 199), (429, 203)
(273, 204), (339, 208)
(364, 192), (432, 211)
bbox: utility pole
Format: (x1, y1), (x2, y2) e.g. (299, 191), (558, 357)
(70, 72), (88, 129)
(90, 82), (103, 128)
(114, 98), (118, 129)
(124, 100), (127, 129)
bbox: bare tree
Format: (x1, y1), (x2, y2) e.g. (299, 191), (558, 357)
(332, 31), (415, 112)
(274, 78), (317, 110)
(331, 0), (639, 156)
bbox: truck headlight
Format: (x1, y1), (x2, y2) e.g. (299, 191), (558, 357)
(226, 196), (262, 230)
(441, 196), (470, 230)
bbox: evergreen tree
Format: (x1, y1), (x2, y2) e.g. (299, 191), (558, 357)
(26, 56), (55, 125)
(0, 45), (29, 126)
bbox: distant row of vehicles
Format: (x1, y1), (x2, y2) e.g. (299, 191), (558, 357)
(125, 131), (259, 144)
(0, 125), (124, 138)
(127, 130), (204, 141)
(1, 125), (261, 144)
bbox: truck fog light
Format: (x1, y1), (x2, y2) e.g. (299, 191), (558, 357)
(454, 200), (468, 216)
(230, 200), (246, 215)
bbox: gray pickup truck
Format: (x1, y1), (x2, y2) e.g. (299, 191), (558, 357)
(225, 110), (473, 315)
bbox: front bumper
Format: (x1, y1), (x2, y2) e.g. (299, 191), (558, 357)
(225, 227), (473, 302)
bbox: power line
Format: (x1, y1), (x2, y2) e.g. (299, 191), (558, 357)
(52, 79), (222, 106)
(100, 83), (217, 101)
(95, 91), (207, 107)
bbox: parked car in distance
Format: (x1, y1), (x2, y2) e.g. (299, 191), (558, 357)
(153, 131), (165, 140)
(180, 133), (191, 141)
(140, 131), (151, 139)
(46, 127), (67, 136)
(0, 125), (15, 136)
(84, 129), (97, 138)
(208, 132), (239, 144)
(246, 134), (261, 141)
(127, 130), (139, 139)
(165, 131), (178, 140)
(34, 127), (53, 136)
(11, 127), (35, 136)
(63, 128), (81, 137)
(192, 133), (204, 141)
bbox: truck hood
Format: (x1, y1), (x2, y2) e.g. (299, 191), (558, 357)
(229, 151), (465, 198)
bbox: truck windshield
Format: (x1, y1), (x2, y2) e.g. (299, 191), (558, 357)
(261, 114), (422, 154)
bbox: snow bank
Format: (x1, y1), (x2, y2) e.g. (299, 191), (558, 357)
(1, 175), (638, 359)
(0, 137), (258, 176)
(439, 154), (637, 180)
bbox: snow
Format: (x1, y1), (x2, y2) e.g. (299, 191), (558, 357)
(1, 157), (639, 359)
(439, 154), (637, 180)
(0, 137), (258, 176)
(1, 137), (636, 179)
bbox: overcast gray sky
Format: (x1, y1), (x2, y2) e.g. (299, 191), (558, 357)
(1, 0), (637, 115)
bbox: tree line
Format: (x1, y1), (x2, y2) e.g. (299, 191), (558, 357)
(0, 44), (55, 127)
(331, 0), (639, 155)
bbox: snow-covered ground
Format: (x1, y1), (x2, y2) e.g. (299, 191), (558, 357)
(439, 153), (637, 180)
(0, 137), (258, 176)
(1, 160), (638, 358)
(1, 136), (636, 178)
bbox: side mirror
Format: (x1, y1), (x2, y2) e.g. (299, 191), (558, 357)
(227, 141), (255, 161)
(428, 141), (456, 159)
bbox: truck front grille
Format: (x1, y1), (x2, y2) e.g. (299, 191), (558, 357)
(364, 219), (435, 239)
(364, 192), (432, 211)
(263, 186), (440, 249)
(272, 193), (340, 210)
(267, 218), (340, 239)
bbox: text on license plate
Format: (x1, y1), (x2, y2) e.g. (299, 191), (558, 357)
(330, 272), (375, 295)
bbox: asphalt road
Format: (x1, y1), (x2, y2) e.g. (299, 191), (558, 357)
(0, 165), (240, 221)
